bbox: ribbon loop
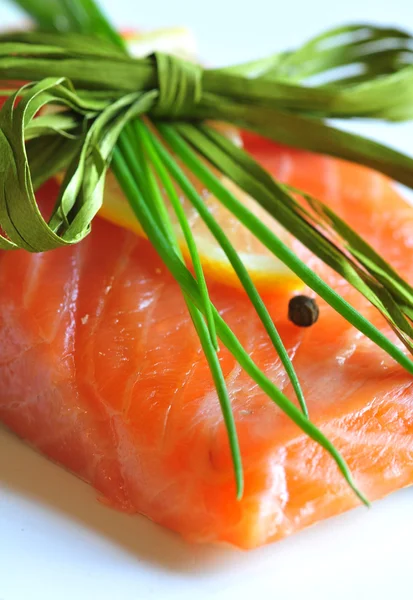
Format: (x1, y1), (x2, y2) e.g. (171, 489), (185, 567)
(151, 52), (202, 118)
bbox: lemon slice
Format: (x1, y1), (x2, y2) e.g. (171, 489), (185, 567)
(100, 165), (301, 291)
(123, 27), (197, 61)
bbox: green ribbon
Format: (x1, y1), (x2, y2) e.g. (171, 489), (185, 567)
(2, 24), (413, 254)
(152, 53), (203, 118)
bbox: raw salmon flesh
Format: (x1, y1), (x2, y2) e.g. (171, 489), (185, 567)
(1, 132), (413, 549)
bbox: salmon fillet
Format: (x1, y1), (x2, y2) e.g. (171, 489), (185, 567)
(1, 135), (413, 549)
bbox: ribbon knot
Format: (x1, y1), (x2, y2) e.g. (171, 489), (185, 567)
(151, 52), (203, 118)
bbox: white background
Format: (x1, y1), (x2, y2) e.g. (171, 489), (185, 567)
(1, 0), (413, 599)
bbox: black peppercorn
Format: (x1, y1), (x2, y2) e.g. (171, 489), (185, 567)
(288, 295), (319, 327)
